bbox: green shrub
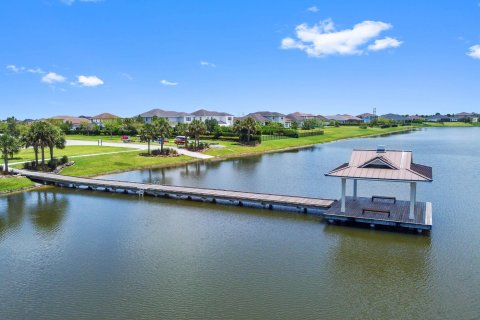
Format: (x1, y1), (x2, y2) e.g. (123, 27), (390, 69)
(61, 155), (69, 164)
(48, 158), (59, 170)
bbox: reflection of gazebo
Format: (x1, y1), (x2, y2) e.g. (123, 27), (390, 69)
(324, 147), (433, 231)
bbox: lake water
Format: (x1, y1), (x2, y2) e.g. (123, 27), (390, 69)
(1, 128), (479, 319)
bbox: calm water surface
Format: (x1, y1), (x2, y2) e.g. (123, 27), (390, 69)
(1, 128), (479, 319)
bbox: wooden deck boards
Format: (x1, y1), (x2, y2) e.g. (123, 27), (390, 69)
(14, 169), (334, 209)
(13, 169), (433, 233)
(324, 196), (432, 230)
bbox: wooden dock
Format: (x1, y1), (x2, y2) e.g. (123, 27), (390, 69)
(323, 196), (432, 232)
(11, 169), (432, 233)
(13, 169), (334, 213)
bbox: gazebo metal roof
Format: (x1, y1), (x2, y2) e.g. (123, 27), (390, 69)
(326, 148), (433, 182)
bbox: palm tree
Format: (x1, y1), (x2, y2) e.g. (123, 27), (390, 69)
(46, 125), (66, 160)
(27, 121), (51, 170)
(175, 123), (188, 136)
(0, 133), (21, 173)
(234, 117), (258, 143)
(187, 120), (206, 149)
(23, 126), (40, 167)
(140, 123), (157, 155)
(154, 118), (172, 153)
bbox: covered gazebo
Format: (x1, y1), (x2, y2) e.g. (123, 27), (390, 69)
(324, 146), (433, 229)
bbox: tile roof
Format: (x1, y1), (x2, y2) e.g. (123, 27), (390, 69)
(92, 113), (120, 119)
(50, 115), (90, 126)
(254, 111), (286, 117)
(357, 113), (376, 118)
(191, 109), (233, 116)
(326, 114), (363, 121)
(286, 112), (328, 122)
(139, 109), (190, 117)
(380, 113), (408, 121)
(325, 149), (433, 182)
(239, 113), (270, 122)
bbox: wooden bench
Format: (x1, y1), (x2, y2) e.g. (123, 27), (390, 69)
(371, 195), (396, 204)
(362, 208), (391, 217)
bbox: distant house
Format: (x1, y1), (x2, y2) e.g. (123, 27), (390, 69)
(286, 112), (327, 127)
(357, 113), (378, 123)
(426, 115), (452, 122)
(326, 114), (363, 124)
(139, 109), (193, 125)
(455, 112), (478, 122)
(407, 115), (425, 122)
(139, 108), (234, 126)
(49, 115), (90, 130)
(380, 113), (409, 123)
(191, 109), (234, 126)
(238, 113), (270, 126)
(241, 111), (289, 127)
(92, 113), (120, 127)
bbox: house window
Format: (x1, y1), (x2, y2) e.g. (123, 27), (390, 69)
(227, 117), (232, 121)
(186, 117), (191, 121)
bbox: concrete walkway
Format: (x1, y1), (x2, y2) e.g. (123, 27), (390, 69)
(66, 140), (213, 159)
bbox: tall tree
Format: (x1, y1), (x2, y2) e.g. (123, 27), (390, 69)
(204, 118), (219, 133)
(234, 117), (258, 142)
(29, 121), (52, 170)
(23, 125), (40, 166)
(140, 123), (157, 154)
(103, 119), (120, 138)
(6, 117), (20, 137)
(154, 118), (172, 153)
(174, 123), (188, 136)
(0, 133), (21, 173)
(46, 125), (66, 160)
(187, 120), (206, 148)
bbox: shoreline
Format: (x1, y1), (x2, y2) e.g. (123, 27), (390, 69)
(0, 125), (456, 194)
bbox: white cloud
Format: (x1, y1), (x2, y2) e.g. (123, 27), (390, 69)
(60, 0), (103, 4)
(281, 19), (400, 57)
(368, 37), (403, 51)
(200, 61), (216, 68)
(42, 72), (66, 84)
(6, 64), (45, 74)
(160, 79), (178, 86)
(307, 6), (319, 12)
(6, 64), (24, 73)
(77, 75), (104, 87)
(120, 73), (133, 80)
(467, 44), (480, 59)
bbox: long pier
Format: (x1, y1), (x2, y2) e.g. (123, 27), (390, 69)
(12, 169), (431, 234)
(13, 169), (334, 213)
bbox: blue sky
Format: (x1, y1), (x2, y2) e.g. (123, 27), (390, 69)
(1, 0), (479, 119)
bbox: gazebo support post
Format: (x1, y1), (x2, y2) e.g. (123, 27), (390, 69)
(409, 182), (417, 220)
(353, 179), (358, 200)
(341, 178), (346, 212)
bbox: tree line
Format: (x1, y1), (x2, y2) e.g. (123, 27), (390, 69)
(1, 117), (66, 173)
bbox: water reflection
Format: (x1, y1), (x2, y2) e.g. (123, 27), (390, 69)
(0, 191), (69, 239)
(0, 192), (27, 237)
(30, 192), (68, 233)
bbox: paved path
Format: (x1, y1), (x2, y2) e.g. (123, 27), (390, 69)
(66, 140), (213, 159)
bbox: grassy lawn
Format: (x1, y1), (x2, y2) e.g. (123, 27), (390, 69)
(420, 122), (480, 127)
(60, 152), (193, 177)
(204, 126), (416, 157)
(0, 177), (34, 193)
(10, 145), (131, 163)
(66, 134), (129, 142)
